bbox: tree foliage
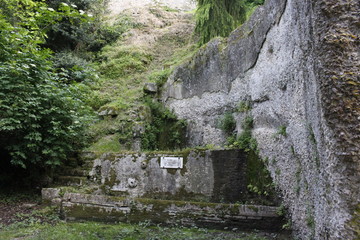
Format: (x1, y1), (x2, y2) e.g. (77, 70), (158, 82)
(44, 0), (119, 54)
(0, 0), (94, 170)
(195, 0), (265, 45)
(41, 0), (120, 84)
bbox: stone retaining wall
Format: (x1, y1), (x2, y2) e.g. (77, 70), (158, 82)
(85, 149), (252, 203)
(43, 191), (283, 231)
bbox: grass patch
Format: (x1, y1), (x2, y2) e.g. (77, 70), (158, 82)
(98, 46), (152, 79)
(85, 6), (200, 152)
(0, 221), (273, 240)
(148, 68), (172, 88)
(87, 134), (123, 152)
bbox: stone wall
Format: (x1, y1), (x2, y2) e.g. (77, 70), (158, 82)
(87, 150), (251, 203)
(161, 0), (359, 239)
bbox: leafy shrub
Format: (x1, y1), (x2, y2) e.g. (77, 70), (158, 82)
(86, 90), (111, 110)
(52, 51), (98, 83)
(245, 0), (265, 8)
(246, 149), (274, 198)
(44, 0), (120, 53)
(218, 112), (236, 135)
(46, 0), (101, 11)
(0, 2), (94, 172)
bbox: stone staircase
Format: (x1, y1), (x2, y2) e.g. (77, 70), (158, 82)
(43, 149), (286, 232)
(51, 153), (95, 187)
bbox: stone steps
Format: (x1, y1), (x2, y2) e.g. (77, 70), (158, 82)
(81, 161), (94, 169)
(52, 153), (95, 186)
(60, 167), (90, 177)
(55, 176), (88, 186)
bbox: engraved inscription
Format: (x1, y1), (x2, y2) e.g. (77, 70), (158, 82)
(160, 157), (183, 169)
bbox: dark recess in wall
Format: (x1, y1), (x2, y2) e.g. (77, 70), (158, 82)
(211, 149), (247, 203)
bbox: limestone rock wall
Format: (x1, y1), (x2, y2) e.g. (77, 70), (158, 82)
(161, 0), (359, 239)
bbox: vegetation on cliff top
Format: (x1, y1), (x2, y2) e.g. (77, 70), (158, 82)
(195, 0), (264, 45)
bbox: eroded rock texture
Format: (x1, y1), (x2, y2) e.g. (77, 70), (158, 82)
(162, 0), (359, 239)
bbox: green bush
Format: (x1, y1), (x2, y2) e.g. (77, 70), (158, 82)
(218, 112), (236, 135)
(245, 0), (265, 8)
(44, 0), (120, 53)
(246, 149), (274, 197)
(52, 51), (98, 83)
(86, 90), (111, 110)
(228, 115), (254, 150)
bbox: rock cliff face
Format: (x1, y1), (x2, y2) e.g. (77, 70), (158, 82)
(162, 0), (359, 239)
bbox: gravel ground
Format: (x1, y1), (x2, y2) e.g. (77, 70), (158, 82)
(108, 0), (196, 15)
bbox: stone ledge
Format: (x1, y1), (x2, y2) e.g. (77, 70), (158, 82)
(54, 192), (284, 231)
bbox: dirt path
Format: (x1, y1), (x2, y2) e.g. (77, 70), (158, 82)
(108, 0), (195, 16)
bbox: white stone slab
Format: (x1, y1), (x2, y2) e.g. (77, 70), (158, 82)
(160, 157), (183, 169)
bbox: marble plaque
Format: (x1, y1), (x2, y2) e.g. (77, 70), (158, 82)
(160, 157), (183, 169)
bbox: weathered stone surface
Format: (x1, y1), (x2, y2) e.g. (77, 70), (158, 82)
(161, 0), (359, 239)
(98, 107), (119, 117)
(87, 150), (254, 203)
(143, 82), (158, 94)
(42, 188), (60, 201)
(56, 176), (87, 186)
(60, 193), (283, 231)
